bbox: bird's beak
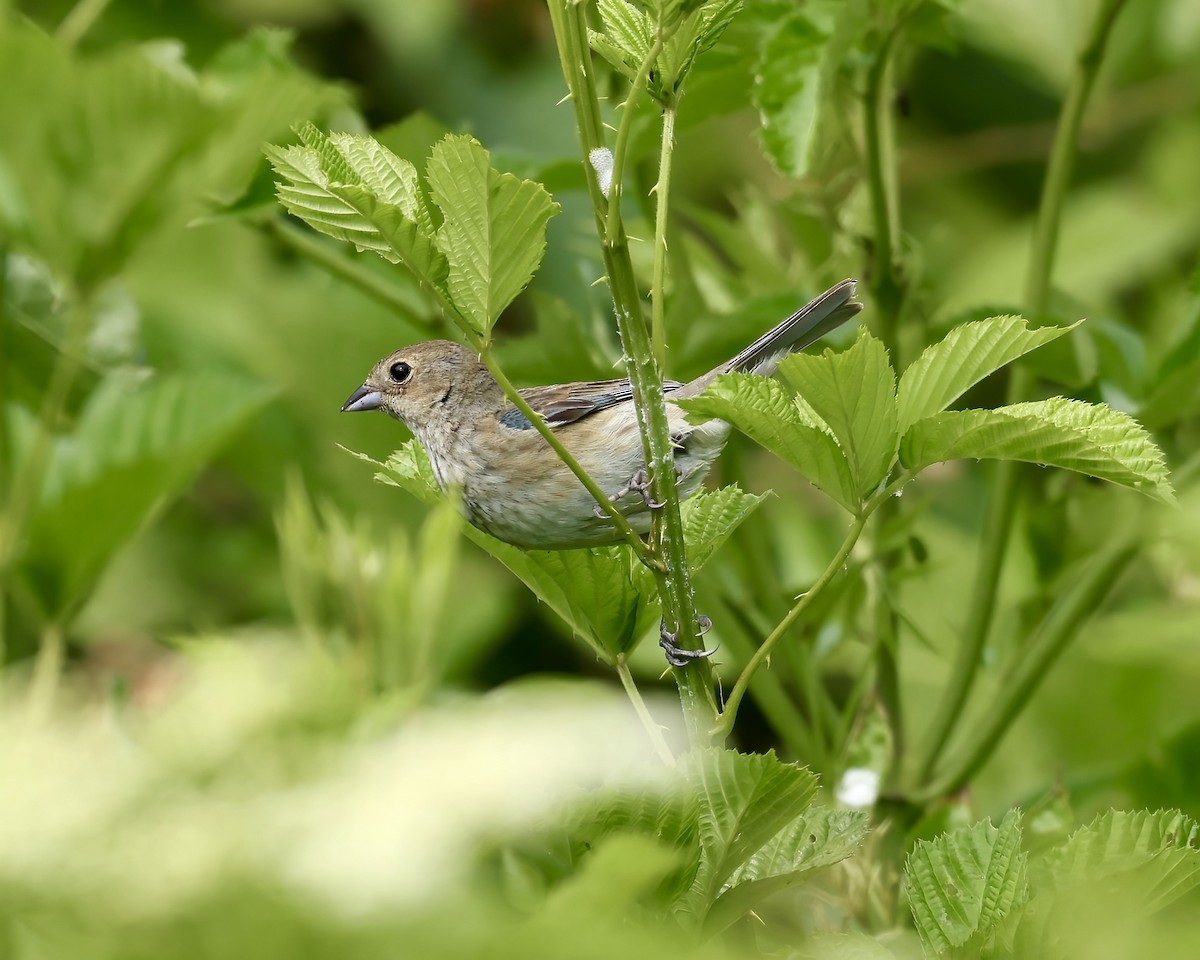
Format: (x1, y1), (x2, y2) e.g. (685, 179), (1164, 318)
(341, 384), (384, 413)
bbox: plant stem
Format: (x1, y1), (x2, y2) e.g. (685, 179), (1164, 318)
(616, 655), (676, 767)
(713, 513), (868, 742)
(549, 0), (717, 742)
(913, 0), (1130, 786)
(862, 29), (904, 356)
(56, 0), (113, 46)
(862, 29), (907, 769)
(650, 102), (676, 371)
(914, 540), (1136, 802)
(257, 218), (439, 333)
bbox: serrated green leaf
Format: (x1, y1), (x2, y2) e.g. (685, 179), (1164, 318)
(591, 0), (654, 83)
(657, 1), (743, 96)
(266, 128), (449, 288)
(754, 12), (829, 178)
(367, 439), (441, 504)
(21, 372), (273, 617)
(328, 183), (448, 286)
(900, 397), (1174, 503)
(679, 485), (765, 569)
(1038, 809), (1200, 915)
(777, 332), (898, 499)
(425, 135), (558, 337)
(681, 749), (819, 921)
(705, 806), (868, 935)
(903, 810), (1028, 955)
(566, 783), (701, 906)
(1017, 809), (1200, 953)
(898, 316), (1080, 433)
(678, 374), (857, 511)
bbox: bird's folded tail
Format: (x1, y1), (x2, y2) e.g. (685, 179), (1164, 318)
(674, 279), (862, 399)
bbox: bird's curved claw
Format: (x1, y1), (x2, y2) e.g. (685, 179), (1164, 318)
(659, 619), (717, 667)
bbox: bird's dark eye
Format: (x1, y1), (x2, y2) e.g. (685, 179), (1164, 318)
(389, 361), (412, 384)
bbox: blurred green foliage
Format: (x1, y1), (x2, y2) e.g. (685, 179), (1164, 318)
(3, 0), (1200, 956)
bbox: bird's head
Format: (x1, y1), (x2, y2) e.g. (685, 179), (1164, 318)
(341, 340), (491, 428)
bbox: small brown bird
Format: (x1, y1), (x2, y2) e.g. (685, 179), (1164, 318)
(343, 280), (862, 551)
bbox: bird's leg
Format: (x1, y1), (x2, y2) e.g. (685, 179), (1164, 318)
(659, 616), (716, 667)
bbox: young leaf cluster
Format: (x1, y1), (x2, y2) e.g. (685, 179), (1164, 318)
(267, 124), (558, 342)
(590, 0), (743, 104)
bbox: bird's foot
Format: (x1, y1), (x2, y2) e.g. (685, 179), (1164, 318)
(593, 467), (667, 518)
(659, 617), (717, 667)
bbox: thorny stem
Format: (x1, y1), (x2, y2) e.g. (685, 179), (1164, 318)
(713, 513), (869, 742)
(914, 0), (1131, 786)
(616, 655), (676, 767)
(549, 0), (717, 742)
(650, 102), (676, 371)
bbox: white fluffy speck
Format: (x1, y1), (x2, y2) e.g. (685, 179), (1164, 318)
(835, 767), (880, 809)
(589, 146), (614, 197)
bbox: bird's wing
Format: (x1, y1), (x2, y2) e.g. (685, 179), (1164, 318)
(499, 379), (685, 430)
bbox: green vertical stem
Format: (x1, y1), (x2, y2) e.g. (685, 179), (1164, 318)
(862, 28), (906, 770)
(650, 102), (676, 371)
(862, 30), (904, 353)
(915, 540), (1136, 802)
(548, 0), (717, 742)
(914, 0), (1130, 785)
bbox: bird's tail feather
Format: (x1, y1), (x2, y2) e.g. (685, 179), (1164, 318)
(675, 279), (862, 398)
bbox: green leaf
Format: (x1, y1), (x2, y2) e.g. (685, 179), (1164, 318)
(657, 1), (743, 96)
(705, 806), (868, 935)
(1016, 809), (1200, 953)
(590, 0), (653, 85)
(753, 12), (829, 179)
(21, 371), (273, 617)
(681, 749), (819, 921)
(903, 810), (1029, 955)
(425, 135), (559, 337)
(678, 374), (857, 511)
(777, 331), (898, 499)
(898, 316), (1080, 433)
(679, 485), (765, 569)
(900, 397), (1174, 503)
(1037, 809), (1200, 916)
(565, 783), (701, 906)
